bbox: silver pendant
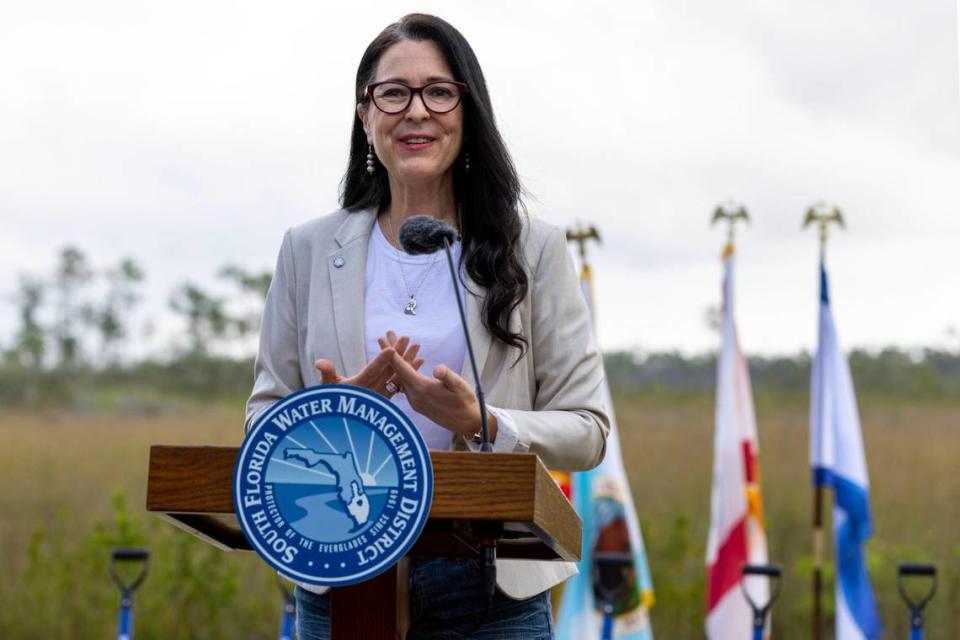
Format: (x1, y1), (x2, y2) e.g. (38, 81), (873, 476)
(404, 296), (417, 316)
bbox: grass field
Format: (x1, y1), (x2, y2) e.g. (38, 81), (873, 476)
(616, 392), (960, 638)
(1, 393), (957, 638)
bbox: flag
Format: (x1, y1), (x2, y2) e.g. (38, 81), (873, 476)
(550, 470), (573, 501)
(556, 260), (655, 640)
(705, 244), (768, 639)
(810, 261), (882, 639)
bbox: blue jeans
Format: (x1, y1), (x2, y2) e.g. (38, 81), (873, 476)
(295, 558), (554, 639)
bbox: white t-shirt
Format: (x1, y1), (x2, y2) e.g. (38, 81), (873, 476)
(364, 219), (467, 450)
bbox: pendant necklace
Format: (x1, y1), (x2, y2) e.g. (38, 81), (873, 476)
(383, 213), (443, 316)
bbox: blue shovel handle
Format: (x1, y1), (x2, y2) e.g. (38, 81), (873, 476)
(111, 549), (149, 640)
(898, 563), (937, 640)
(278, 601), (295, 640)
(600, 605), (615, 640)
(117, 600), (133, 640)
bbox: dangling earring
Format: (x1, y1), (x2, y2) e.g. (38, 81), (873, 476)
(366, 144), (376, 175)
(464, 151), (471, 173)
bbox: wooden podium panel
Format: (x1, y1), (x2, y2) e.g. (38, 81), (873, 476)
(146, 446), (581, 562)
(147, 445), (581, 639)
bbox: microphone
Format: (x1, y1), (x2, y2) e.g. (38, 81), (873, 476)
(398, 215), (459, 255)
(398, 215), (492, 453)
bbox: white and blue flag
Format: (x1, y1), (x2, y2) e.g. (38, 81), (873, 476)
(810, 262), (882, 640)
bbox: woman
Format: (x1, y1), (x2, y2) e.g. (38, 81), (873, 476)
(246, 14), (609, 639)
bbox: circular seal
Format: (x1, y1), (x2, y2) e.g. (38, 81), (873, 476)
(234, 384), (433, 586)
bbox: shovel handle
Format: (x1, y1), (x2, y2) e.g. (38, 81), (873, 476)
(743, 564), (783, 578)
(110, 548), (150, 594)
(897, 563), (937, 614)
(113, 549), (149, 562)
(740, 562), (784, 625)
(899, 564), (936, 577)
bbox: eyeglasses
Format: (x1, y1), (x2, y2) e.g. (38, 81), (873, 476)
(366, 81), (469, 115)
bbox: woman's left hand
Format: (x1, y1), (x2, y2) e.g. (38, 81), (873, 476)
(315, 331), (423, 399)
(388, 352), (497, 440)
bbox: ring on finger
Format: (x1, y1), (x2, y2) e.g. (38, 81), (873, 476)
(385, 380), (400, 395)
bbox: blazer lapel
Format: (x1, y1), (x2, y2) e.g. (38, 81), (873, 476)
(328, 208), (377, 377)
(460, 274), (491, 387)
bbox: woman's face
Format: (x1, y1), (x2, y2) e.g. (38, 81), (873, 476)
(359, 39), (464, 188)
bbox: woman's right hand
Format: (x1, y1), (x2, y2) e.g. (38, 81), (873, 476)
(314, 331), (423, 398)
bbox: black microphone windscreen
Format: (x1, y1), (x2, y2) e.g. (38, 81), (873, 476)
(398, 216), (458, 255)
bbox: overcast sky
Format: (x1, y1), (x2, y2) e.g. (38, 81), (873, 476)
(2, 0), (958, 357)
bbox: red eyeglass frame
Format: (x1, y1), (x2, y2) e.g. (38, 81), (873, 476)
(365, 80), (470, 114)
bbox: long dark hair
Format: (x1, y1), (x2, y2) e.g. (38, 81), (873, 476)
(340, 13), (528, 357)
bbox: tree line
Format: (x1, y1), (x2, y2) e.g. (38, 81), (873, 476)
(605, 349), (960, 400)
(2, 246), (959, 409)
(1, 246), (271, 407)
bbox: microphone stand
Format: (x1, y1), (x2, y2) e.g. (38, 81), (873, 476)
(441, 235), (500, 637)
(441, 236), (492, 452)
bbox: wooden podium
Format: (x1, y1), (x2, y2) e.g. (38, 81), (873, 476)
(146, 446), (581, 639)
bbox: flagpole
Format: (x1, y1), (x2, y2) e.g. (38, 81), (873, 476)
(803, 202), (845, 640)
(566, 223), (602, 307)
(711, 201), (750, 252)
(811, 486), (825, 640)
(708, 202), (768, 640)
(558, 223), (658, 640)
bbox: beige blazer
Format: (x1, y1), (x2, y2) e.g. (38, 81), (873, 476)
(245, 207), (609, 599)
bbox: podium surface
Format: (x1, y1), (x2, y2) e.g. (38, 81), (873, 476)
(147, 446), (581, 639)
(147, 446), (580, 562)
